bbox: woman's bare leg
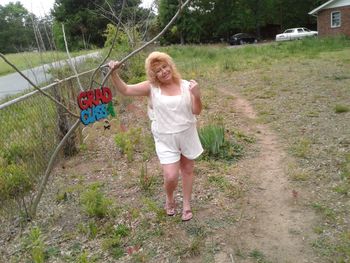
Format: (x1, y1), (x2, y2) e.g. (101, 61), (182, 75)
(162, 162), (180, 213)
(180, 155), (195, 216)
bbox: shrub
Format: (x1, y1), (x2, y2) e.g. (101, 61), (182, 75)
(139, 162), (157, 193)
(102, 224), (131, 260)
(291, 138), (311, 158)
(115, 127), (142, 162)
(80, 183), (112, 218)
(104, 24), (134, 53)
(22, 226), (45, 263)
(0, 141), (37, 168)
(199, 125), (243, 161)
(199, 125), (225, 156)
(0, 164), (32, 203)
(335, 104), (350, 113)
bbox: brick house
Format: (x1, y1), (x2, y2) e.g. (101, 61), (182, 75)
(309, 0), (350, 37)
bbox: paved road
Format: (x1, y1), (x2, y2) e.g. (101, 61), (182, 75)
(0, 52), (100, 100)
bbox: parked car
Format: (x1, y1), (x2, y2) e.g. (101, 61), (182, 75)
(275, 27), (318, 41)
(229, 33), (257, 45)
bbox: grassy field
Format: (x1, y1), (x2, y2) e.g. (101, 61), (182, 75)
(1, 36), (349, 262)
(0, 49), (100, 76)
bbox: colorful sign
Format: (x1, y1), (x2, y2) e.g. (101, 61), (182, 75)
(77, 87), (116, 125)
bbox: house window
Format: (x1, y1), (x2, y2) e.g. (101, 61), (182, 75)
(331, 11), (341, 28)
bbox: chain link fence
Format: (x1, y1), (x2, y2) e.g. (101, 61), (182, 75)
(0, 68), (107, 219)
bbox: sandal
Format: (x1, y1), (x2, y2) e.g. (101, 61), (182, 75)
(181, 210), (193, 221)
(165, 202), (176, 216)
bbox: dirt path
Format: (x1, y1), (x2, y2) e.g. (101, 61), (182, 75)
(219, 89), (320, 263)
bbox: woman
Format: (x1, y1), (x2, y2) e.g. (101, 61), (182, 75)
(108, 51), (203, 221)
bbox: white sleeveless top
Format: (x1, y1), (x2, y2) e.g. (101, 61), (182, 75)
(148, 79), (196, 134)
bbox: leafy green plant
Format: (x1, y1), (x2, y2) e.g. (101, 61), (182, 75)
(199, 125), (224, 156)
(0, 164), (32, 205)
(207, 175), (242, 198)
(249, 249), (268, 262)
(141, 134), (156, 161)
(45, 246), (61, 259)
(102, 224), (131, 260)
(76, 251), (91, 263)
(312, 203), (336, 221)
(335, 104), (350, 113)
(1, 143), (29, 165)
(115, 127), (142, 162)
(208, 175), (230, 190)
(139, 163), (157, 194)
(340, 153), (350, 180)
(334, 153), (350, 195)
(290, 138), (311, 158)
(104, 23), (135, 53)
(22, 226), (46, 263)
(114, 224), (131, 238)
(80, 183), (112, 218)
(77, 220), (98, 239)
(142, 197), (166, 223)
(174, 236), (203, 258)
(199, 125), (243, 161)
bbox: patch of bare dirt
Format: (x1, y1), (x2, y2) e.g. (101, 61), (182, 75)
(218, 87), (322, 263)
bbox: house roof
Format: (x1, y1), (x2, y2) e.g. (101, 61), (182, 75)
(309, 0), (350, 15)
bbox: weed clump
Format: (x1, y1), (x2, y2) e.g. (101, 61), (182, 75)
(115, 127), (154, 162)
(0, 163), (32, 218)
(102, 224), (131, 260)
(115, 127), (141, 161)
(335, 104), (349, 113)
(22, 226), (46, 263)
(80, 183), (112, 218)
(139, 162), (157, 194)
(199, 125), (243, 161)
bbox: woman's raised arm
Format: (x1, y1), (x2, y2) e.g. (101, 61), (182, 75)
(108, 61), (150, 97)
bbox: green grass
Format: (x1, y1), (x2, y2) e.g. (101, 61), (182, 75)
(249, 249), (270, 263)
(22, 226), (46, 263)
(199, 125), (244, 161)
(335, 104), (350, 113)
(0, 49), (100, 76)
(290, 138), (312, 158)
(80, 183), (113, 218)
(162, 36), (350, 76)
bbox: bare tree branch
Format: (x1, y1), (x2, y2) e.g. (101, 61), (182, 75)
(140, 2), (156, 41)
(99, 0), (192, 87)
(95, 0), (133, 43)
(88, 0), (127, 89)
(62, 24), (84, 92)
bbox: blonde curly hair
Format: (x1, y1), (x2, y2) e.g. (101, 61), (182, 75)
(145, 51), (181, 86)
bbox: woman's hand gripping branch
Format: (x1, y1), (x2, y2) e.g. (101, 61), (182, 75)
(108, 60), (150, 97)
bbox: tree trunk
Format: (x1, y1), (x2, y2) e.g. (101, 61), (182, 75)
(53, 82), (78, 157)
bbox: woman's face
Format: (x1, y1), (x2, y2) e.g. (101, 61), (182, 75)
(154, 63), (172, 83)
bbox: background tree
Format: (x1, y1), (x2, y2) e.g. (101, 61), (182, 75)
(52, 0), (109, 50)
(158, 0), (180, 44)
(52, 0), (149, 50)
(0, 0), (326, 52)
(96, 0), (154, 47)
(237, 0), (274, 39)
(272, 0), (318, 30)
(0, 2), (35, 53)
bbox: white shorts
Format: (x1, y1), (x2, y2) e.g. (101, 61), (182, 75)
(152, 124), (204, 164)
